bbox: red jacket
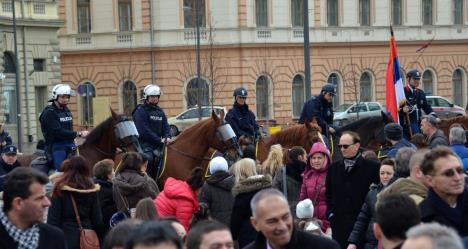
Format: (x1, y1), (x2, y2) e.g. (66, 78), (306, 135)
(154, 177), (199, 231)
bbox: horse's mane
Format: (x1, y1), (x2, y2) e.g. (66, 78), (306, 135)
(82, 117), (113, 146)
(174, 117), (213, 141)
(338, 114), (389, 132)
(439, 115), (468, 128)
(266, 124), (313, 147)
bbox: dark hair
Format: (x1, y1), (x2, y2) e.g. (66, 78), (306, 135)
(395, 147), (416, 177)
(381, 158), (395, 167)
(186, 167), (204, 191)
(93, 159), (114, 181)
(3, 167), (49, 212)
(375, 194), (421, 240)
(186, 220), (230, 249)
(135, 197), (159, 221)
(103, 219), (142, 249)
(242, 145), (256, 161)
(362, 150), (379, 162)
(117, 152), (145, 173)
(421, 146), (457, 175)
(124, 221), (183, 249)
(285, 146), (306, 164)
(53, 156), (95, 197)
(342, 131), (361, 144)
(410, 133), (428, 149)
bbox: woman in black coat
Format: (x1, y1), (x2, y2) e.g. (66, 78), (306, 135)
(47, 156), (103, 249)
(347, 159), (395, 249)
(93, 159), (117, 237)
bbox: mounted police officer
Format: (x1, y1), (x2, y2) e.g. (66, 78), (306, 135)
(39, 84), (88, 171)
(299, 83), (336, 138)
(399, 69), (437, 139)
(132, 84), (171, 179)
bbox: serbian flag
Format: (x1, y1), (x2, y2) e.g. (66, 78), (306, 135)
(385, 26), (405, 123)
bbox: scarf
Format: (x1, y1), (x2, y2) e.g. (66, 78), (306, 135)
(343, 153), (361, 171)
(0, 209), (39, 249)
(285, 160), (306, 183)
(427, 187), (467, 231)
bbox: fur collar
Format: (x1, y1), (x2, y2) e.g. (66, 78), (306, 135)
(232, 174), (272, 197)
(62, 184), (100, 193)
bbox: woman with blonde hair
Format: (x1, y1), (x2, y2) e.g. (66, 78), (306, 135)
(258, 144), (284, 178)
(230, 158), (257, 184)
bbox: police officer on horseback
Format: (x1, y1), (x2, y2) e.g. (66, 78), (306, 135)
(133, 84), (171, 179)
(225, 87), (260, 145)
(299, 83), (337, 138)
(399, 69), (437, 139)
(39, 84), (88, 171)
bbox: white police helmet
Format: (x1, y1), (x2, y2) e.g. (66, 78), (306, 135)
(51, 84), (75, 100)
(143, 84), (162, 99)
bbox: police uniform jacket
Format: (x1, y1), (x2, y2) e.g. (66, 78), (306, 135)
(399, 85), (434, 124)
(225, 103), (259, 138)
(132, 103), (170, 146)
(299, 94), (333, 135)
(39, 104), (77, 145)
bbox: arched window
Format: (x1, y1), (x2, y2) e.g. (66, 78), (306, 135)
(422, 70), (434, 95)
(186, 78), (209, 108)
(122, 81), (137, 115)
(452, 69), (465, 106)
(360, 72), (372, 102)
(256, 75), (271, 119)
(77, 82), (96, 126)
(327, 73), (341, 107)
(3, 52), (16, 73)
(292, 74), (305, 117)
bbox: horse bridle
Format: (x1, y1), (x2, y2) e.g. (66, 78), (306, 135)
(113, 118), (142, 154)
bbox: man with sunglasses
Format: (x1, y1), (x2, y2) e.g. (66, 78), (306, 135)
(325, 131), (380, 248)
(299, 83), (337, 139)
(419, 146), (468, 236)
(225, 87), (260, 144)
(39, 84), (88, 171)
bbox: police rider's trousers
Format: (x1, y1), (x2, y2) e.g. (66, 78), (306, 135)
(51, 141), (76, 171)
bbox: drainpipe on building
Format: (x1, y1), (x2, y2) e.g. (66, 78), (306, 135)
(21, 0), (32, 143)
(303, 0), (311, 100)
(12, 0), (23, 151)
(149, 0), (155, 84)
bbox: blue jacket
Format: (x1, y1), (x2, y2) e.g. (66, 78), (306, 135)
(298, 94), (333, 136)
(0, 158), (20, 191)
(387, 139), (416, 158)
(39, 104), (77, 145)
(133, 103), (170, 147)
(225, 103), (259, 138)
(450, 144), (468, 170)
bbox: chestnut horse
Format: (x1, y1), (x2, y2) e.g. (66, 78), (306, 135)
(437, 115), (468, 137)
(159, 110), (234, 181)
(18, 109), (141, 171)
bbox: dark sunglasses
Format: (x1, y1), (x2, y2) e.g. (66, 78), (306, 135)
(238, 96), (247, 99)
(437, 167), (464, 178)
(338, 143), (355, 149)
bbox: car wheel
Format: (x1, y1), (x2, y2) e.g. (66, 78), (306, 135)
(170, 125), (179, 137)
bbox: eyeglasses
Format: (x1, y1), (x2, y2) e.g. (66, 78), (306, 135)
(338, 143), (355, 149)
(238, 96), (247, 99)
(435, 167), (464, 178)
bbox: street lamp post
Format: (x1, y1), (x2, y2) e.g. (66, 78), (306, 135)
(303, 0), (311, 100)
(12, 0), (23, 151)
(195, 0), (202, 120)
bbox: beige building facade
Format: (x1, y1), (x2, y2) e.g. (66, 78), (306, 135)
(58, 0), (468, 127)
(0, 0), (62, 148)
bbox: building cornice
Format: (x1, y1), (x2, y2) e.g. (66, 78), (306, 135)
(0, 17), (63, 28)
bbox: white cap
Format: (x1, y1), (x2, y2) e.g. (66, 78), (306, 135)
(296, 199), (315, 219)
(51, 84), (75, 100)
(209, 157), (229, 174)
(143, 84), (162, 99)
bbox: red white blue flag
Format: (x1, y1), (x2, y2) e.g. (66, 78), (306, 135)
(385, 27), (405, 123)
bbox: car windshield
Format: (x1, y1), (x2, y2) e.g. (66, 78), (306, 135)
(334, 104), (352, 112)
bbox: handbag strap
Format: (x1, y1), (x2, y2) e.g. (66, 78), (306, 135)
(70, 194), (83, 230)
(282, 167), (288, 198)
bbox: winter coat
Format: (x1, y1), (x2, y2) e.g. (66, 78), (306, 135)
(112, 169), (159, 212)
(0, 131), (12, 151)
(0, 158), (20, 191)
(298, 94), (334, 137)
(299, 142), (331, 232)
(39, 104), (77, 145)
(155, 177), (199, 231)
(272, 160), (306, 217)
(231, 175), (272, 248)
(94, 177), (117, 237)
(0, 222), (67, 249)
(450, 144), (468, 170)
(427, 129), (448, 148)
(132, 103), (170, 147)
(419, 187), (468, 236)
(379, 177), (428, 205)
(347, 183), (385, 249)
(225, 103), (260, 138)
(325, 155), (380, 249)
(198, 171), (235, 227)
(243, 227), (340, 249)
(47, 184), (103, 249)
(386, 139), (416, 158)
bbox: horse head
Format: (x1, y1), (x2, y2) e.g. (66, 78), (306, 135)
(110, 108), (142, 154)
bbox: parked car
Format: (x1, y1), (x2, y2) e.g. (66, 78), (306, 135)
(168, 106), (225, 136)
(426, 96), (466, 118)
(333, 102), (384, 126)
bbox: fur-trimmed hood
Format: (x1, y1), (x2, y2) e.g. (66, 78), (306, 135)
(61, 184), (100, 193)
(232, 174), (272, 197)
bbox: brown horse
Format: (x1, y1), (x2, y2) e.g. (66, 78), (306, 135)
(437, 115), (468, 138)
(18, 109), (141, 171)
(159, 110), (234, 181)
